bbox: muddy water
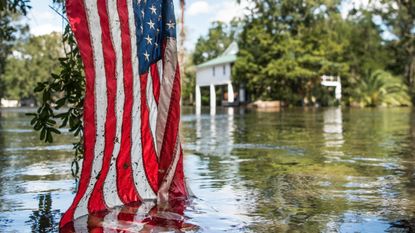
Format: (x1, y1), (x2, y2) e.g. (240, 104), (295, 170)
(0, 107), (414, 232)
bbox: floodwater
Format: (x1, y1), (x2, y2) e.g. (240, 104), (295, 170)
(0, 107), (415, 232)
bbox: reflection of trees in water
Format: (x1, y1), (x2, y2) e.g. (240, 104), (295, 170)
(410, 110), (415, 154)
(0, 111), (5, 211)
(26, 193), (61, 233)
(237, 152), (350, 232)
(233, 108), (415, 232)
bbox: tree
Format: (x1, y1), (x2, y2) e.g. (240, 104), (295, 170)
(350, 70), (411, 107)
(339, 10), (393, 105)
(2, 33), (63, 102)
(234, 0), (348, 104)
(344, 11), (391, 77)
(181, 52), (196, 105)
(193, 20), (239, 65)
(0, 0), (30, 98)
(376, 0), (415, 102)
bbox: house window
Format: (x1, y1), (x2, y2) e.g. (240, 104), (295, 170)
(223, 65), (226, 75)
(213, 66), (215, 76)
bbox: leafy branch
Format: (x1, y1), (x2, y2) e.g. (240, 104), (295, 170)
(28, 21), (85, 178)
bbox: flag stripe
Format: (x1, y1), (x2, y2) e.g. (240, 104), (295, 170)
(74, 0), (108, 220)
(156, 39), (178, 156)
(150, 64), (161, 104)
(157, 60), (163, 84)
(103, 0), (125, 209)
(87, 0), (118, 214)
(116, 0), (142, 204)
(157, 135), (180, 202)
(158, 62), (187, 199)
(73, 215), (89, 233)
(140, 74), (160, 194)
(103, 208), (121, 233)
(60, 0), (96, 228)
(62, 0), (188, 226)
(147, 71), (159, 156)
(128, 0), (156, 200)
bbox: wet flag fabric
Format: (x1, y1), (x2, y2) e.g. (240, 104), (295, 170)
(60, 0), (188, 229)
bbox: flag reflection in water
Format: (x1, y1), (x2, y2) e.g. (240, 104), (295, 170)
(60, 199), (198, 232)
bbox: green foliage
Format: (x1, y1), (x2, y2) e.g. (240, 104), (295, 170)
(230, 0), (407, 106)
(0, 0), (30, 14)
(28, 24), (85, 178)
(376, 0), (415, 101)
(181, 53), (196, 105)
(0, 0), (30, 96)
(343, 11), (391, 77)
(2, 33), (62, 101)
(350, 70), (411, 107)
(193, 20), (239, 65)
(234, 0), (348, 104)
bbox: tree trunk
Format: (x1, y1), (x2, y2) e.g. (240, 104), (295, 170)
(179, 0), (185, 81)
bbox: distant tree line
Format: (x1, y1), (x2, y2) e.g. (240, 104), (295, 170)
(190, 0), (414, 107)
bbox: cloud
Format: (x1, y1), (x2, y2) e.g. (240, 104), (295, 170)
(210, 0), (251, 23)
(30, 24), (62, 36)
(188, 1), (211, 16)
(26, 4), (63, 35)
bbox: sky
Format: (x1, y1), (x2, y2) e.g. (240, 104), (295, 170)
(27, 0), (248, 50)
(26, 0), (393, 51)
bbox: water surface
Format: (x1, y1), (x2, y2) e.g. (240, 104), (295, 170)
(0, 107), (414, 232)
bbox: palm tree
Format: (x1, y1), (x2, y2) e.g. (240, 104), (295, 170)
(351, 70), (411, 107)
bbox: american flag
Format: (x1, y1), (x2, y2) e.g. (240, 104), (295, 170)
(60, 0), (188, 229)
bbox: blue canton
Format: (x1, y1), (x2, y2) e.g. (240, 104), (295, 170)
(133, 0), (177, 74)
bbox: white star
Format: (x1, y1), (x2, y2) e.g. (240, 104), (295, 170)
(166, 20), (175, 29)
(141, 10), (145, 18)
(143, 51), (150, 61)
(155, 42), (158, 48)
(145, 35), (152, 44)
(149, 5), (157, 14)
(147, 19), (155, 30)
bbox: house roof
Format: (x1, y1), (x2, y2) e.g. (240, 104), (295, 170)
(196, 42), (238, 69)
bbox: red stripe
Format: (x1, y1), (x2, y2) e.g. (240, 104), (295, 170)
(141, 74), (159, 194)
(59, 221), (75, 233)
(60, 0), (96, 228)
(170, 148), (187, 199)
(150, 64), (160, 104)
(117, 205), (137, 222)
(116, 0), (141, 204)
(88, 0), (118, 214)
(158, 64), (187, 198)
(88, 211), (107, 233)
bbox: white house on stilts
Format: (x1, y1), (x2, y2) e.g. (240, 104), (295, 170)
(321, 75), (342, 101)
(195, 42), (244, 115)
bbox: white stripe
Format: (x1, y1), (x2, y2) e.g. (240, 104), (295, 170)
(102, 206), (148, 232)
(74, 0), (108, 220)
(146, 73), (158, 156)
(127, 0), (156, 200)
(156, 38), (178, 155)
(102, 208), (121, 233)
(103, 0), (125, 208)
(133, 201), (156, 222)
(73, 215), (89, 233)
(157, 60), (163, 83)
